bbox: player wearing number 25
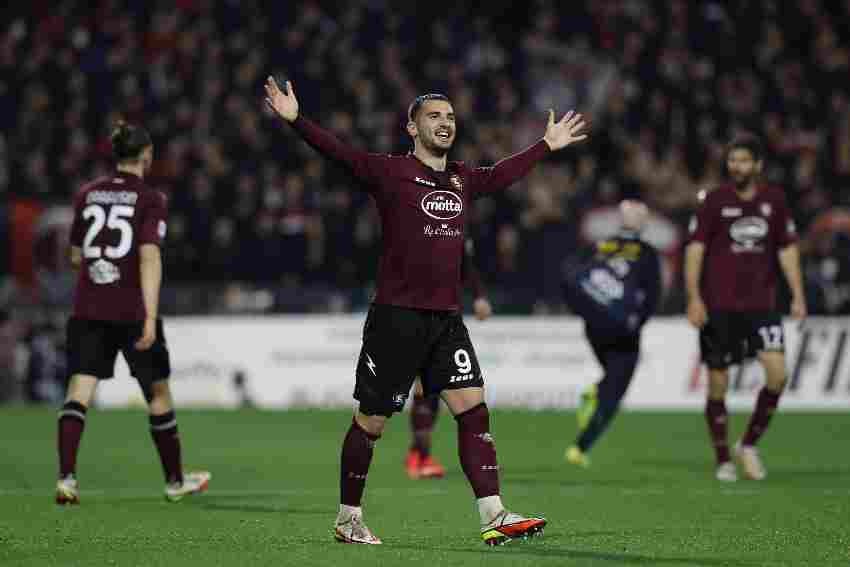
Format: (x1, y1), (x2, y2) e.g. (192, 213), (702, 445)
(685, 133), (806, 483)
(56, 121), (210, 506)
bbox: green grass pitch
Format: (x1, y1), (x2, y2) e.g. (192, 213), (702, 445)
(1, 408), (848, 566)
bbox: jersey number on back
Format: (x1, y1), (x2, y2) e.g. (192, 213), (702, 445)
(82, 204), (135, 259)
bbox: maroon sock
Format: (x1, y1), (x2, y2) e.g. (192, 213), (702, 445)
(410, 394), (438, 457)
(149, 411), (183, 484)
(705, 399), (730, 464)
(456, 403), (499, 498)
(340, 418), (379, 507)
(741, 387), (781, 446)
(58, 401), (87, 478)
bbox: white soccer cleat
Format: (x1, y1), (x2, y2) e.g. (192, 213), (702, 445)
(334, 510), (382, 544)
(735, 442), (767, 480)
(715, 461), (738, 482)
(55, 476), (80, 505)
(481, 510), (547, 546)
(165, 471), (211, 502)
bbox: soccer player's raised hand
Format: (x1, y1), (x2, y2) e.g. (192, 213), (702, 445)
(543, 110), (588, 151)
(687, 297), (708, 329)
(264, 76), (299, 122)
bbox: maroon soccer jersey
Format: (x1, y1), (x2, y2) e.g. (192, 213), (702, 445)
(291, 116), (549, 311)
(689, 184), (796, 312)
(69, 172), (168, 321)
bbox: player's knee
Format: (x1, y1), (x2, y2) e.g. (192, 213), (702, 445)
(66, 374), (97, 406)
(146, 380), (173, 413)
(355, 411), (387, 437)
(765, 373), (786, 394)
(707, 370), (729, 399)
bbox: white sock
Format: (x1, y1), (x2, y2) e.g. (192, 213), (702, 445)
(477, 495), (504, 525)
(338, 504), (362, 521)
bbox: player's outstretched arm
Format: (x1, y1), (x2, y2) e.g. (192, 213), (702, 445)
(778, 244), (807, 319)
(542, 110), (588, 152)
(472, 110), (587, 195)
(263, 76), (378, 185)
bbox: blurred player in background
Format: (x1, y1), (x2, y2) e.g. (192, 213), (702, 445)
(562, 200), (661, 467)
(265, 76), (587, 545)
(406, 238), (492, 480)
(56, 121), (210, 505)
(686, 134), (806, 482)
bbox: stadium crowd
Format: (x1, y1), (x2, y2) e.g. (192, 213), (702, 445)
(2, 1), (850, 401)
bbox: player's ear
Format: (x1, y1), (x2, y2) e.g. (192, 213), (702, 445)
(406, 120), (418, 138)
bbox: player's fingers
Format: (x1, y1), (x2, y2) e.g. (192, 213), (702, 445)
(286, 80), (295, 97)
(566, 112), (583, 129)
(547, 109), (555, 126)
(561, 110), (575, 124)
(572, 120), (587, 133)
(265, 76), (278, 92)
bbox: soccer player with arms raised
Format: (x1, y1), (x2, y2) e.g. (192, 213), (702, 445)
(56, 122), (210, 504)
(685, 134), (806, 482)
(264, 77), (587, 545)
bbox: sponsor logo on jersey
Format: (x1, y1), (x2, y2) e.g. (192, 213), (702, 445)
(423, 224), (463, 238)
(722, 207), (742, 217)
(729, 216), (769, 252)
(89, 259), (121, 285)
(449, 174), (463, 192)
(421, 190), (463, 220)
(414, 176), (437, 188)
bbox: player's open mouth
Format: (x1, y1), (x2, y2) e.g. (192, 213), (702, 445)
(435, 130), (452, 140)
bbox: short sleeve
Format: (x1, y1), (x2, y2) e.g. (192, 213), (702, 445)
(689, 195), (716, 244)
(139, 191), (169, 246)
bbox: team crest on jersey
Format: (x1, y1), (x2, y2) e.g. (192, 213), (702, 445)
(449, 174), (463, 192)
(760, 203), (772, 217)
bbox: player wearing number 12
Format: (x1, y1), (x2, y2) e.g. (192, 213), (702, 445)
(264, 76), (588, 545)
(685, 134), (806, 483)
(57, 121), (210, 505)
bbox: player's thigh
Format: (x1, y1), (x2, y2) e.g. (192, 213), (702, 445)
(757, 351), (787, 391)
(423, 316), (484, 400)
(700, 312), (742, 369)
(747, 313), (785, 356)
(121, 319), (171, 403)
(354, 305), (429, 417)
(66, 317), (120, 382)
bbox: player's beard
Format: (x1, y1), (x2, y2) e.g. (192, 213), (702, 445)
(731, 171), (755, 191)
(423, 130), (453, 157)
